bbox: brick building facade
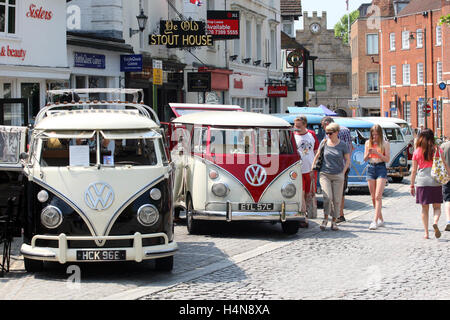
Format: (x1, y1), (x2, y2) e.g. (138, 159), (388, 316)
(379, 0), (450, 137)
(350, 3), (382, 117)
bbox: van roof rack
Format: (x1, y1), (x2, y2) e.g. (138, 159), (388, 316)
(36, 89), (160, 126)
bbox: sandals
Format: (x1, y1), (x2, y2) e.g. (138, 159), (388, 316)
(320, 219), (328, 231)
(433, 224), (441, 239)
(331, 221), (339, 231)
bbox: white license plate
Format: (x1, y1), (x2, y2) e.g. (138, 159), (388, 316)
(76, 250), (126, 261)
(238, 203), (274, 211)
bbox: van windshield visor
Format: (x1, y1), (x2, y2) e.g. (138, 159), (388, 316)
(100, 130), (161, 140)
(42, 130), (95, 139)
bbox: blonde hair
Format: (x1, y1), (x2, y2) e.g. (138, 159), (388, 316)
(369, 124), (385, 154)
(325, 123), (340, 133)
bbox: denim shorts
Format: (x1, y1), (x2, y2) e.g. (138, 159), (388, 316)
(366, 162), (388, 180)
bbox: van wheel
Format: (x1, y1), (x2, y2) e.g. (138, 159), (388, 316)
(24, 258), (43, 273)
(186, 196), (203, 235)
(155, 256), (173, 272)
(281, 221), (300, 235)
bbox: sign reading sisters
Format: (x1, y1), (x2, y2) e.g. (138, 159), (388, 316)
(149, 20), (213, 48)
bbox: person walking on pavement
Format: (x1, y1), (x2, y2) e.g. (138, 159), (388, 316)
(293, 116), (319, 220)
(311, 122), (350, 231)
(364, 124), (390, 230)
(439, 140), (450, 232)
(320, 117), (353, 223)
(410, 129), (443, 239)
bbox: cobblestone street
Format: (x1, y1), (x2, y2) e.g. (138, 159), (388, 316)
(1, 180), (449, 300)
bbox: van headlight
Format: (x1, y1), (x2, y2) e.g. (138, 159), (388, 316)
(137, 204), (159, 226)
(399, 156), (407, 166)
(211, 183), (229, 197)
(37, 190), (49, 203)
(149, 188), (162, 201)
(41, 206), (63, 229)
(281, 183), (296, 198)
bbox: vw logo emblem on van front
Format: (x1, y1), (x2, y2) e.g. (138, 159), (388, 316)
(245, 164), (267, 187)
(84, 182), (114, 211)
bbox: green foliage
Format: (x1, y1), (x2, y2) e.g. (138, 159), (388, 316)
(334, 10), (360, 44)
(439, 14), (450, 26)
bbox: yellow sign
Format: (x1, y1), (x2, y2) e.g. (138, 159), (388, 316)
(153, 68), (163, 85)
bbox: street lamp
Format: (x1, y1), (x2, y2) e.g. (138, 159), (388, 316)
(129, 8), (148, 37)
(409, 28), (428, 128)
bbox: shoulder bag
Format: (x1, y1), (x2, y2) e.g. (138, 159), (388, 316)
(312, 140), (326, 172)
(431, 148), (450, 185)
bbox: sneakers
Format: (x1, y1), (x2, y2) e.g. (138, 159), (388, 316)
(377, 220), (385, 228)
(369, 221), (377, 230)
(336, 216), (346, 223)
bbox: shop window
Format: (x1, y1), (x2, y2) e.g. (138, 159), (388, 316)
(0, 0), (16, 35)
(21, 83), (40, 119)
(1, 83), (11, 98)
(88, 76), (107, 101)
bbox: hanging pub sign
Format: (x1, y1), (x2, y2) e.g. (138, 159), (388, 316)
(267, 85), (288, 98)
(207, 11), (240, 40)
(188, 72), (211, 92)
(149, 20), (213, 48)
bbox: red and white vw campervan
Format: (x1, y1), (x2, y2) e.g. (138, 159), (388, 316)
(168, 105), (304, 235)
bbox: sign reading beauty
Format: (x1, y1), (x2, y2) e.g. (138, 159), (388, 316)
(267, 85), (288, 98)
(149, 20), (213, 48)
(0, 46), (26, 61)
(207, 11), (240, 40)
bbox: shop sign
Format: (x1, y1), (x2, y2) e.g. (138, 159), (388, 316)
(120, 54), (143, 72)
(267, 85), (288, 98)
(74, 52), (105, 69)
(314, 75), (327, 91)
(149, 20), (213, 48)
(207, 11), (240, 40)
(188, 72), (211, 92)
(233, 79), (243, 89)
(0, 45), (26, 61)
(26, 3), (53, 21)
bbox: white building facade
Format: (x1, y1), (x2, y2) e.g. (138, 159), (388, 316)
(0, 0), (70, 122)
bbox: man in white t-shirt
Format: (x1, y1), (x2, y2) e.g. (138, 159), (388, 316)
(293, 115), (319, 215)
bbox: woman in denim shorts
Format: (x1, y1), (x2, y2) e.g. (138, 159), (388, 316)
(364, 125), (390, 230)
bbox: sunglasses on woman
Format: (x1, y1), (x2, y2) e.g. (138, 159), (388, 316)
(326, 131), (336, 135)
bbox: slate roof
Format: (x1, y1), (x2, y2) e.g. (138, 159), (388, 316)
(397, 0), (442, 16)
(281, 0), (302, 17)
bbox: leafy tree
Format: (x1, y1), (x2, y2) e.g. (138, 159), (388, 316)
(334, 10), (360, 44)
(439, 14), (450, 26)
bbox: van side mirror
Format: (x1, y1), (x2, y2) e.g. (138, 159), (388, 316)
(19, 152), (29, 160)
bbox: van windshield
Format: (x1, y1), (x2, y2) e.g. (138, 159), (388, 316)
(207, 128), (294, 155)
(40, 130), (160, 167)
(384, 128), (404, 142)
(397, 123), (412, 136)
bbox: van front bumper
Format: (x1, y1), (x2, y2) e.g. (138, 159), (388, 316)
(193, 201), (305, 222)
(20, 232), (178, 264)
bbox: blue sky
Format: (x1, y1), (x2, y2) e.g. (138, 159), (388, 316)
(295, 0), (371, 30)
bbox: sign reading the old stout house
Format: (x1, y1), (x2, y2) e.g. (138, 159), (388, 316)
(149, 20), (213, 48)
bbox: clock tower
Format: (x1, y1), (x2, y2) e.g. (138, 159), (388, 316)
(303, 11), (326, 35)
